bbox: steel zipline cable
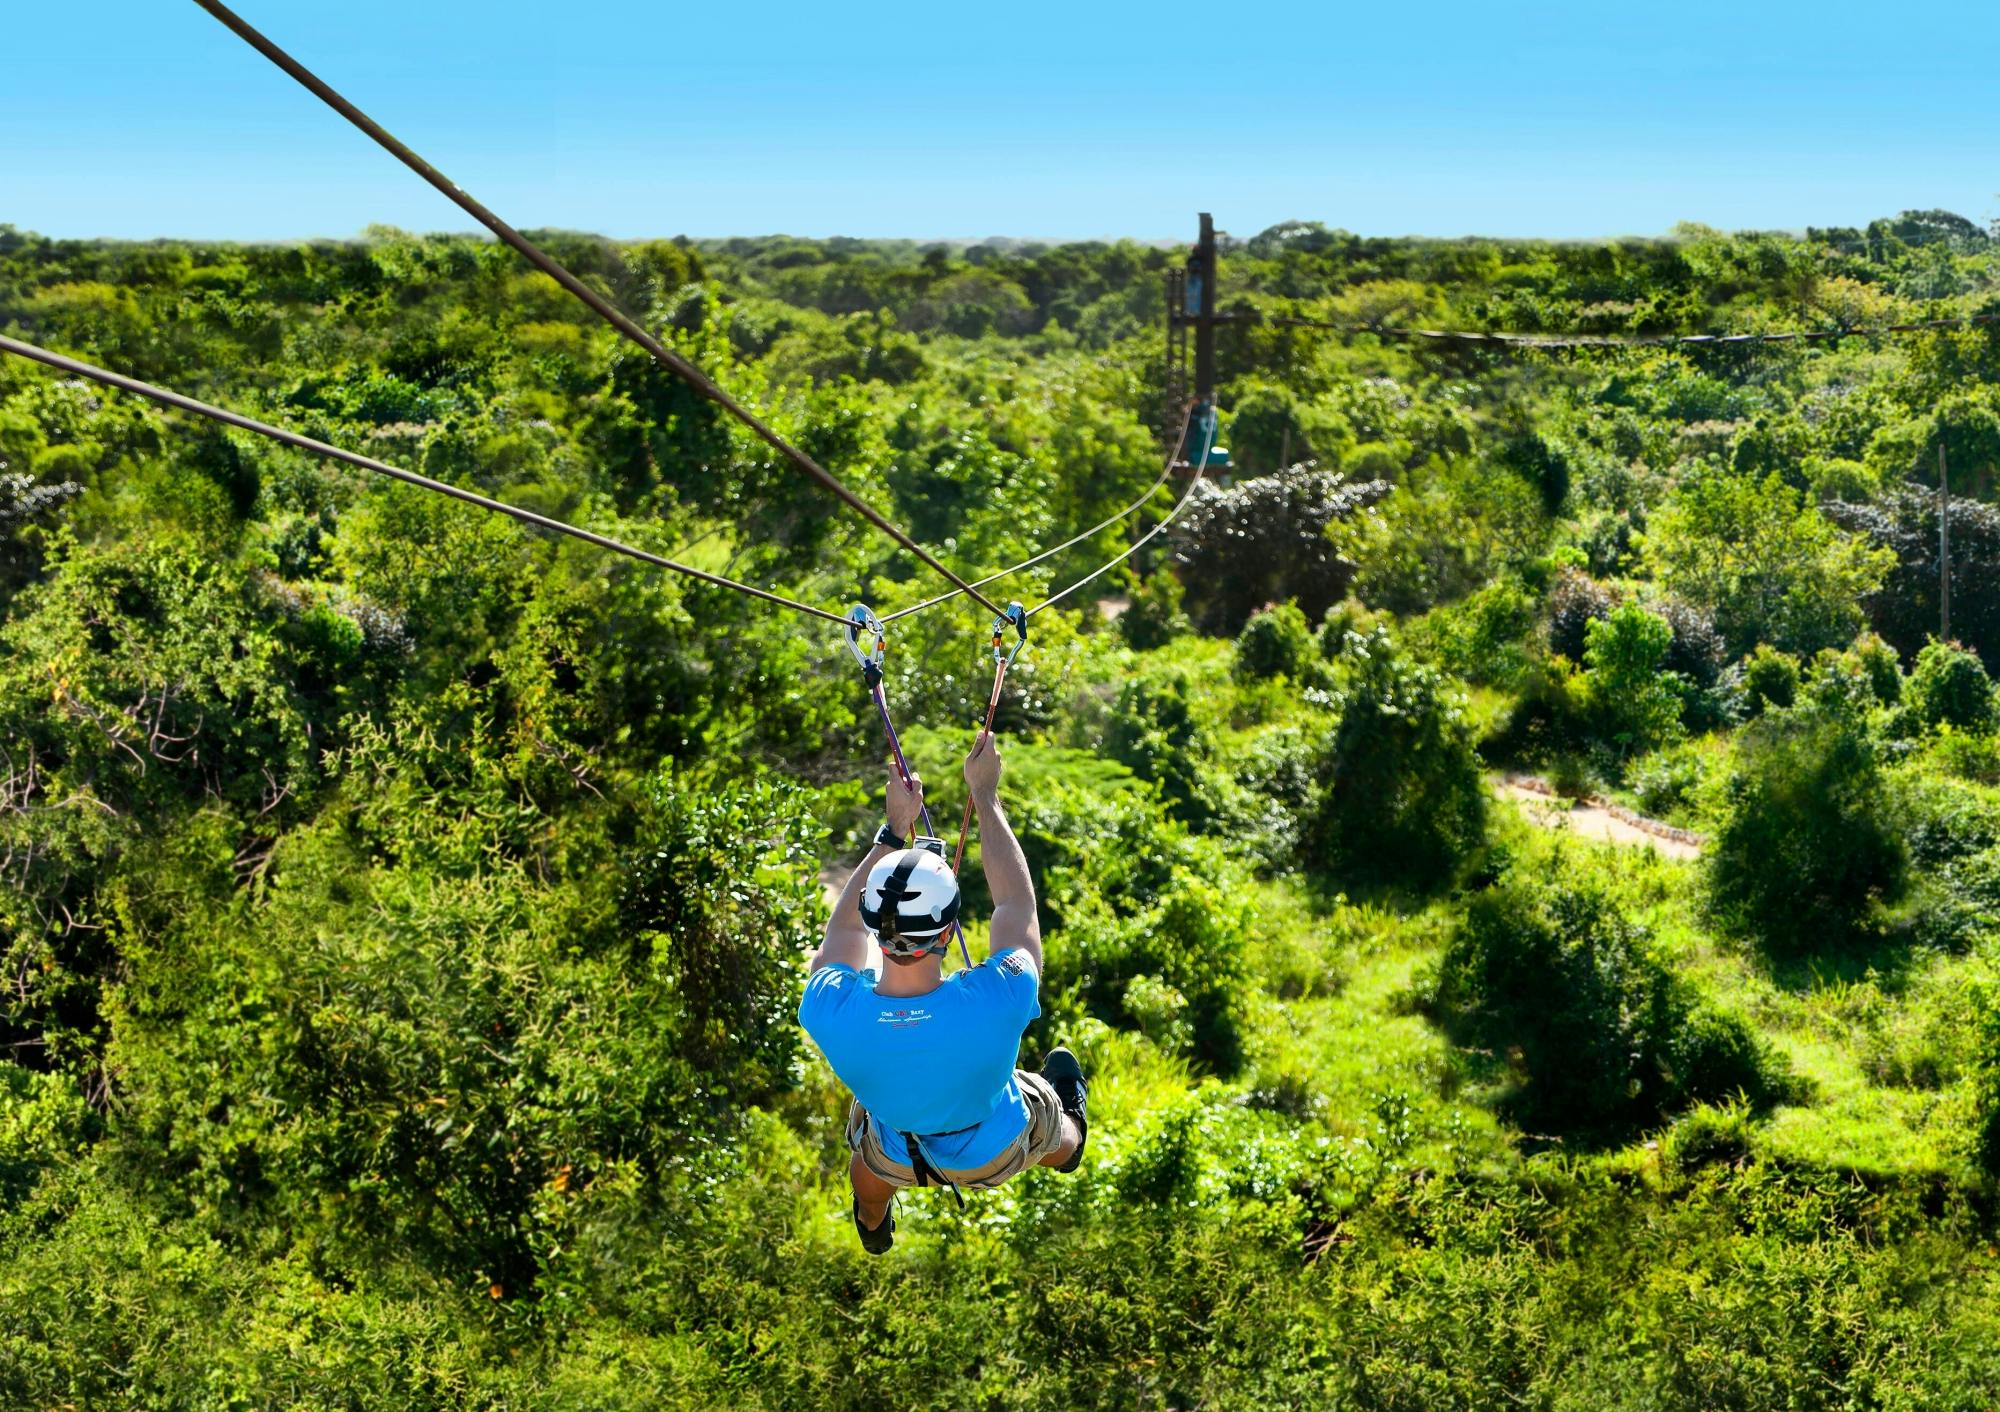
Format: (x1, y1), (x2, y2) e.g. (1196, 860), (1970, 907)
(1241, 310), (2000, 350)
(0, 329), (1215, 638)
(1029, 412), (1217, 619)
(879, 404), (1197, 624)
(189, 0), (1003, 619)
(0, 334), (853, 627)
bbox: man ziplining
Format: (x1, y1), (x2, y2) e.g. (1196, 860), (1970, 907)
(799, 738), (1088, 1254)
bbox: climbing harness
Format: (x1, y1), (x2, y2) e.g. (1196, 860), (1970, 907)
(846, 600), (1028, 968)
(901, 1128), (970, 1209)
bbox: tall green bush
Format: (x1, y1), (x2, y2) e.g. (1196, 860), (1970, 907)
(1906, 639), (1997, 732)
(1103, 673), (1218, 828)
(1001, 786), (1247, 1072)
(1118, 569), (1188, 650)
(1708, 701), (1906, 953)
(1233, 600), (1315, 681)
(1437, 860), (1782, 1133)
(1743, 644), (1800, 715)
(1581, 601), (1682, 756)
(1305, 626), (1485, 888)
(1645, 469), (1891, 657)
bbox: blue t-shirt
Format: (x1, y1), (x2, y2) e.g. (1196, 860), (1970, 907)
(798, 949), (1041, 1169)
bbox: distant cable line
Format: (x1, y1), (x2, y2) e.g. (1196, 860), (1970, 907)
(1029, 415), (1218, 619)
(0, 333), (853, 626)
(880, 405), (1196, 624)
(1239, 310), (2000, 350)
(190, 0), (1002, 617)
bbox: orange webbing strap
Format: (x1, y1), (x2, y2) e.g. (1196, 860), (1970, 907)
(950, 645), (1018, 880)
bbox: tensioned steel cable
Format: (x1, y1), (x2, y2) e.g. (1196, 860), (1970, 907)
(1027, 414), (1218, 619)
(190, 0), (1003, 618)
(879, 404), (1197, 624)
(1245, 311), (2000, 350)
(0, 334), (851, 626)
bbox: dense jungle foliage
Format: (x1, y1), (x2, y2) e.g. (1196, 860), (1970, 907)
(8, 210), (2000, 1406)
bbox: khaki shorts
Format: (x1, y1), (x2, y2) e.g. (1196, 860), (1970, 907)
(846, 1071), (1069, 1192)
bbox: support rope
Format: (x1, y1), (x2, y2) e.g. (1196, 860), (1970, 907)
(879, 406), (1196, 624)
(191, 0), (1003, 617)
(0, 334), (851, 626)
(1238, 310), (2000, 350)
(1027, 415), (1218, 618)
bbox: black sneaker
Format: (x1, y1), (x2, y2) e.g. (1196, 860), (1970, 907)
(852, 1197), (894, 1255)
(1040, 1046), (1088, 1173)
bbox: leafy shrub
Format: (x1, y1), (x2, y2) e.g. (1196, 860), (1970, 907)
(1893, 772), (2000, 869)
(1646, 469), (1890, 657)
(1103, 673), (1217, 829)
(1118, 569), (1188, 650)
(1169, 465), (1391, 633)
(1850, 631), (1904, 704)
(1582, 602), (1683, 757)
(1498, 427), (1573, 515)
(1341, 456), (1544, 616)
(1660, 1098), (1755, 1173)
(1829, 487), (2000, 668)
(1122, 973), (1194, 1056)
(1742, 645), (1800, 716)
(1483, 656), (1591, 768)
(1315, 598), (1380, 660)
(1436, 862), (1782, 1134)
(1906, 639), (1998, 732)
(1232, 722), (1330, 867)
(0, 1066), (91, 1207)
(1233, 601), (1315, 681)
(1928, 726), (2000, 784)
(1041, 868), (1250, 1075)
(620, 768), (824, 1099)
(1708, 702), (1906, 953)
(1304, 626), (1485, 889)
(1655, 595), (1727, 689)
(1545, 567), (1614, 661)
(1409, 579), (1538, 686)
(1971, 985), (2000, 1175)
(1548, 752), (1599, 801)
(1632, 744), (1704, 820)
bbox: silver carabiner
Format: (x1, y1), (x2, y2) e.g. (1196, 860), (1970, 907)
(990, 601), (1028, 664)
(846, 603), (887, 685)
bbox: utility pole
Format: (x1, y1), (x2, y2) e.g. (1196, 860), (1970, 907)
(1193, 212), (1217, 411)
(1940, 444), (1952, 641)
(1162, 214), (1230, 469)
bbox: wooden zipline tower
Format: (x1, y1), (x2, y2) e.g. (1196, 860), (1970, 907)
(1163, 213), (1220, 465)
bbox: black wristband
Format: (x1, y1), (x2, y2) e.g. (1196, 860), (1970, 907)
(874, 823), (904, 850)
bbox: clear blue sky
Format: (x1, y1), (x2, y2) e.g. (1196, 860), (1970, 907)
(6, 0), (1996, 244)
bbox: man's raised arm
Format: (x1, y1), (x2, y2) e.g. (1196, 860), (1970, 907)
(965, 737), (1041, 972)
(810, 767), (924, 974)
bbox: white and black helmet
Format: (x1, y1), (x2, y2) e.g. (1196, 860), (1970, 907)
(859, 846), (961, 958)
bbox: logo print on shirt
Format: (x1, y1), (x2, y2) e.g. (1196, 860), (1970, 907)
(877, 1007), (933, 1029)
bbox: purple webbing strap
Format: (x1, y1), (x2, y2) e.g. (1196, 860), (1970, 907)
(869, 681), (969, 967)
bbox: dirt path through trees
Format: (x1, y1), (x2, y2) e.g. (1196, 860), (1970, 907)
(1495, 779), (1703, 860)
